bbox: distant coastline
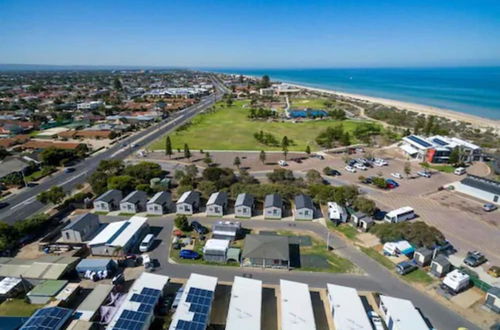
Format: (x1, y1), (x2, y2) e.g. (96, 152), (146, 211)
(211, 68), (500, 130)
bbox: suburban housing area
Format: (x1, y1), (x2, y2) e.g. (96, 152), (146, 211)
(0, 71), (499, 330)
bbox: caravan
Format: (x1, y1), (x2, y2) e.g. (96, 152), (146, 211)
(327, 202), (348, 224)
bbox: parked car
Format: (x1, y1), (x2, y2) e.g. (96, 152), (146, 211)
(0, 202), (9, 210)
(324, 169), (341, 176)
(386, 178), (399, 187)
(278, 160), (288, 166)
(191, 221), (208, 234)
(368, 311), (385, 330)
(464, 251), (487, 267)
(361, 177), (373, 184)
(179, 249), (200, 260)
(395, 261), (417, 275)
(345, 165), (356, 173)
(454, 167), (466, 175)
(417, 170), (431, 178)
(391, 172), (403, 179)
(354, 163), (367, 171)
(64, 167), (75, 173)
(347, 159), (357, 167)
(483, 203), (497, 212)
(432, 240), (456, 256)
(373, 158), (388, 166)
(312, 154), (324, 160)
(487, 266), (500, 278)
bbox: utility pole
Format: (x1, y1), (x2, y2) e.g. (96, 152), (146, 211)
(326, 232), (331, 251)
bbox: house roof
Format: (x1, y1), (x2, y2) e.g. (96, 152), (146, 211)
(177, 190), (199, 204)
(416, 247), (433, 257)
(20, 307), (73, 330)
(21, 140), (83, 150)
(207, 191), (228, 206)
(226, 277), (262, 330)
(76, 284), (113, 321)
(432, 255), (451, 266)
(0, 256), (79, 280)
(235, 193), (254, 207)
(242, 234), (289, 260)
(0, 158), (30, 178)
(89, 216), (147, 248)
(264, 193), (282, 208)
(294, 194), (313, 210)
(95, 189), (122, 203)
(280, 280), (316, 330)
(327, 283), (372, 330)
(62, 213), (98, 231)
(28, 280), (68, 297)
(147, 191), (170, 205)
(121, 190), (148, 204)
(488, 286), (500, 298)
(461, 175), (500, 195)
(379, 295), (429, 330)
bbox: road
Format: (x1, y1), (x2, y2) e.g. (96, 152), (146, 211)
(100, 215), (480, 330)
(0, 77), (227, 224)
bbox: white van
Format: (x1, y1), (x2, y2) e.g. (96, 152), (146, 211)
(384, 207), (415, 223)
(454, 167), (466, 175)
(139, 234), (155, 252)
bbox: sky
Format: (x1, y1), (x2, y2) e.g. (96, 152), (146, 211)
(1, 0), (500, 68)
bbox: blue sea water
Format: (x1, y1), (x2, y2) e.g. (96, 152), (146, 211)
(208, 67), (500, 120)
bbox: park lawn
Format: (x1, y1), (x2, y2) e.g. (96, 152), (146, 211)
(326, 221), (359, 241)
(420, 162), (455, 173)
(150, 100), (372, 151)
(403, 269), (435, 285)
(290, 97), (331, 109)
(360, 247), (394, 269)
(0, 299), (44, 316)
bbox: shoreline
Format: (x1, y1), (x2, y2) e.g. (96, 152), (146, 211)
(221, 72), (500, 130)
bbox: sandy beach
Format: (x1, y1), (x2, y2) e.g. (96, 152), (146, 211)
(285, 82), (500, 130)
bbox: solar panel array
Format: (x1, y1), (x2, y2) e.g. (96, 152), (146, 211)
(407, 135), (432, 148)
(175, 287), (214, 330)
(432, 137), (449, 146)
(111, 287), (162, 330)
(20, 307), (72, 330)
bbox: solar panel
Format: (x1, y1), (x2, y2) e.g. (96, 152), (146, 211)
(111, 286), (163, 330)
(432, 137), (449, 146)
(408, 135), (432, 148)
(20, 307), (73, 330)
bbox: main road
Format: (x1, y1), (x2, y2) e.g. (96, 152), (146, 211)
(101, 215), (480, 330)
(0, 76), (228, 224)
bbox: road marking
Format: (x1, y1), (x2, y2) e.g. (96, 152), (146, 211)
(10, 196), (37, 210)
(59, 171), (88, 186)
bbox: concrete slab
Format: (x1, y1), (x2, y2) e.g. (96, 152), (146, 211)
(450, 289), (483, 309)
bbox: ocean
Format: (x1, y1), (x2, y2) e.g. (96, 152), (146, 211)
(208, 67), (500, 120)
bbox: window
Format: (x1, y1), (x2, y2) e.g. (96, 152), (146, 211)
(494, 195), (499, 202)
(273, 209), (277, 215)
(304, 210), (309, 216)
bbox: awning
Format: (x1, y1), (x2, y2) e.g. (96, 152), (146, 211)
(400, 144), (419, 155)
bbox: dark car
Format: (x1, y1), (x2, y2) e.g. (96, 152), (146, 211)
(191, 221), (208, 235)
(64, 167), (75, 173)
(432, 240), (456, 256)
(395, 261), (417, 275)
(325, 169), (341, 176)
(483, 203), (497, 212)
(386, 178), (399, 187)
(361, 177), (373, 184)
(464, 251), (487, 267)
(179, 249), (200, 260)
(0, 202), (9, 209)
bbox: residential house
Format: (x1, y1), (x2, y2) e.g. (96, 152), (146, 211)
(293, 194), (314, 220)
(242, 234), (289, 269)
(206, 191), (228, 217)
(93, 189), (123, 212)
(146, 191), (171, 215)
(212, 221), (241, 241)
(176, 190), (200, 215)
(120, 190), (148, 213)
(264, 194), (283, 219)
(234, 193), (254, 218)
(60, 213), (100, 243)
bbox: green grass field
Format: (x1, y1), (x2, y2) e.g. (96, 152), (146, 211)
(290, 97), (330, 109)
(0, 299), (44, 316)
(150, 100), (373, 151)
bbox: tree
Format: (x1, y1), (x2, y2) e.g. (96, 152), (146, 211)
(340, 132), (351, 146)
(305, 169), (323, 185)
(281, 136), (289, 160)
(267, 168), (295, 183)
(233, 156), (241, 169)
(203, 152), (212, 166)
(124, 162), (163, 183)
(185, 164), (198, 178)
(0, 147), (9, 160)
(40, 147), (76, 166)
(37, 186), (65, 204)
(107, 175), (136, 194)
(305, 145), (311, 156)
(183, 143), (191, 160)
(259, 150), (266, 164)
(113, 77), (123, 91)
(449, 147), (460, 165)
(404, 162), (411, 178)
(165, 136), (173, 158)
(353, 197), (376, 215)
(260, 75), (271, 88)
(198, 180), (218, 198)
(174, 214), (191, 231)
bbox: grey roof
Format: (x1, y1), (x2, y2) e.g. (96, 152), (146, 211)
(242, 234), (289, 260)
(0, 158), (29, 178)
(207, 191), (228, 206)
(264, 194), (282, 208)
(63, 213), (98, 231)
(235, 193), (254, 207)
(95, 189), (122, 203)
(488, 286), (500, 297)
(294, 194), (313, 210)
(121, 190), (148, 204)
(147, 191), (170, 205)
(77, 284), (113, 313)
(461, 175), (500, 195)
(177, 190), (200, 204)
(415, 247), (433, 257)
(432, 255), (451, 266)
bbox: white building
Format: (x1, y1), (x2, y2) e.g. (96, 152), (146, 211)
(226, 277), (262, 330)
(280, 280), (316, 330)
(202, 239), (230, 263)
(107, 272), (169, 330)
(176, 191), (200, 215)
(88, 216), (148, 256)
(77, 101), (104, 111)
(169, 273), (218, 330)
(147, 191), (171, 215)
(379, 295), (429, 330)
(450, 175), (500, 205)
(326, 284), (372, 330)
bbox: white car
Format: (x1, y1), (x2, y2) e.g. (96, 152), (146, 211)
(278, 160), (288, 166)
(391, 172), (403, 179)
(345, 165), (356, 173)
(354, 163), (367, 171)
(368, 311), (385, 330)
(374, 158), (388, 166)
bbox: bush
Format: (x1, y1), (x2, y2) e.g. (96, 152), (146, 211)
(369, 221), (445, 248)
(174, 215), (191, 231)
